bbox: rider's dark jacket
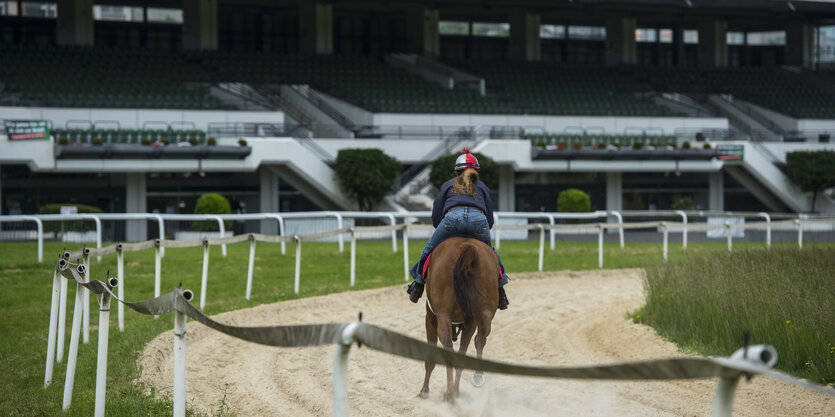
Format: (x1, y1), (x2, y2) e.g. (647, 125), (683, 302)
(432, 179), (495, 228)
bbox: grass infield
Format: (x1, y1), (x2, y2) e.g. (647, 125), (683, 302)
(0, 239), (832, 416)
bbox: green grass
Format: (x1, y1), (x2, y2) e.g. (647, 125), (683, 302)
(633, 247), (835, 387)
(0, 239), (831, 415)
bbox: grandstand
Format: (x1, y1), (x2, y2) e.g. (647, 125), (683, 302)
(1, 0), (835, 236)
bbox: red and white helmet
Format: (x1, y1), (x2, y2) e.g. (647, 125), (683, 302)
(454, 148), (480, 172)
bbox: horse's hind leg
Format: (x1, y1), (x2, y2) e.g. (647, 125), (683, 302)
(472, 317), (492, 382)
(452, 324), (476, 398)
(436, 316), (458, 402)
(418, 309), (437, 399)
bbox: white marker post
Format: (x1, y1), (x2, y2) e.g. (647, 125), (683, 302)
(726, 222), (733, 253)
(294, 235), (301, 294)
(245, 235), (256, 300)
(44, 265), (62, 387)
(82, 249), (90, 344)
(796, 219), (803, 249)
(154, 240), (161, 318)
(349, 228), (356, 287)
(402, 225), (410, 282)
(537, 224), (544, 272)
(173, 289), (193, 417)
(200, 239), (209, 310)
(333, 323), (359, 417)
(62, 264), (88, 410)
(116, 245), (124, 332)
(597, 224), (604, 269)
(94, 277), (118, 417)
(57, 253), (70, 363)
(662, 222), (669, 262)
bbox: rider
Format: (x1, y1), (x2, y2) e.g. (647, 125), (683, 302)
(406, 148), (510, 310)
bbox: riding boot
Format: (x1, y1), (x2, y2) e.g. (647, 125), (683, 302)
(498, 287), (509, 310)
(407, 281), (424, 303)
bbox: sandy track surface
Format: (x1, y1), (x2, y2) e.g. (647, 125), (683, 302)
(140, 269), (834, 416)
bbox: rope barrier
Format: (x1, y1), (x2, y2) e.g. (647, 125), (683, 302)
(48, 259), (835, 416)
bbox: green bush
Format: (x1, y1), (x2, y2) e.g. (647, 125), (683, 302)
(206, 137), (217, 146)
(39, 203), (103, 234)
(557, 188), (591, 212)
(671, 195), (698, 211)
(334, 149), (402, 211)
(786, 150), (835, 213)
(429, 151), (497, 190)
(237, 138), (247, 147)
(192, 193), (232, 231)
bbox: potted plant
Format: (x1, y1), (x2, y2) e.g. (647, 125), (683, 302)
(238, 138), (248, 147)
(632, 140), (644, 150)
(571, 140), (583, 150)
(207, 137), (217, 146)
(557, 140), (567, 150)
(91, 136), (103, 146)
(141, 137), (151, 146)
(161, 137), (171, 146)
(647, 140), (657, 150)
(596, 140), (607, 149)
(58, 136), (69, 145)
(536, 139), (547, 149)
(681, 141), (692, 150)
(188, 137), (199, 146)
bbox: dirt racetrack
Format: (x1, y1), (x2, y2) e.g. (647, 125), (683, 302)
(140, 269), (834, 416)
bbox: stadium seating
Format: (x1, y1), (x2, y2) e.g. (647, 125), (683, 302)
(50, 127), (207, 144)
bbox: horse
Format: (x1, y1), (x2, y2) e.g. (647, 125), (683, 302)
(418, 236), (500, 402)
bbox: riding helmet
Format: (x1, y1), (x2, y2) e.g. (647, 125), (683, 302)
(454, 148), (480, 172)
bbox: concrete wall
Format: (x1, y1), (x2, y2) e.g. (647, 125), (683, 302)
(0, 107), (284, 131)
(797, 120), (835, 131)
(372, 113), (727, 135)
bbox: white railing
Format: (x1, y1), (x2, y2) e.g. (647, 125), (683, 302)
(46, 228), (835, 417)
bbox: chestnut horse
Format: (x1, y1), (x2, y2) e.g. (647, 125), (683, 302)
(418, 237), (500, 401)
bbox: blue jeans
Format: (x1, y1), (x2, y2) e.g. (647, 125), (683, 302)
(409, 206), (509, 287)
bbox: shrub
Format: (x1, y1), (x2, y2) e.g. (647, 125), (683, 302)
(597, 140), (607, 149)
(91, 136), (103, 146)
(571, 140), (583, 150)
(192, 193), (232, 231)
(786, 150), (835, 212)
(535, 140), (547, 148)
(237, 138), (247, 147)
(557, 188), (591, 212)
(429, 151), (497, 190)
(160, 137), (170, 146)
(39, 203), (103, 234)
(188, 137), (199, 146)
(207, 137), (217, 146)
(141, 137), (151, 146)
(57, 136), (69, 145)
(632, 140), (644, 150)
(334, 149), (402, 211)
(681, 141), (691, 150)
(671, 195), (698, 211)
(39, 203), (103, 215)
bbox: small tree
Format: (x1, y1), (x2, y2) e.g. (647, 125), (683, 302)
(557, 188), (591, 212)
(193, 193), (232, 231)
(429, 151), (497, 190)
(334, 149), (402, 211)
(671, 195), (698, 211)
(786, 150), (835, 212)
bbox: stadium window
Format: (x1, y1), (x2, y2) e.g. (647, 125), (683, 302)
(635, 28), (657, 43)
(20, 2), (56, 18)
(439, 21), (469, 36)
(746, 31), (785, 46)
(818, 26), (835, 63)
(472, 22), (510, 37)
(93, 5), (143, 22)
(540, 24), (565, 39)
(147, 7), (182, 24)
(0, 1), (19, 16)
(659, 29), (673, 43)
(568, 26), (605, 41)
(683, 30), (698, 44)
(727, 32), (745, 45)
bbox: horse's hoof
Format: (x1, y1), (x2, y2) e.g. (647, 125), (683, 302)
(470, 372), (486, 387)
(417, 391), (429, 399)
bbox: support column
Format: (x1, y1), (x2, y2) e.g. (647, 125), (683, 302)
(708, 172), (724, 211)
(606, 172), (622, 212)
(183, 0), (218, 51)
(785, 22), (814, 68)
(56, 0), (94, 46)
(406, 5), (439, 57)
(497, 165), (515, 211)
(299, 1), (333, 55)
(672, 24), (685, 66)
(125, 173), (147, 242)
(259, 167), (280, 234)
(605, 16), (636, 67)
(510, 12), (541, 61)
(698, 19), (728, 68)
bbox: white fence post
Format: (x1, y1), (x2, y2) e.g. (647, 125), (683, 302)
(294, 235), (301, 294)
(662, 222), (669, 262)
(211, 216), (227, 257)
(759, 212), (771, 249)
(173, 290), (193, 417)
(245, 235), (256, 300)
(200, 239), (209, 310)
(597, 224), (603, 269)
(494, 213), (501, 250)
(349, 228), (356, 287)
(151, 214), (165, 258)
(537, 224), (544, 272)
(82, 249), (90, 344)
(547, 214), (555, 250)
(402, 225), (410, 282)
(675, 210), (688, 249)
(796, 218), (803, 249)
(154, 240), (161, 318)
(117, 245), (124, 332)
(94, 276), (118, 417)
(57, 267), (69, 363)
(609, 211), (624, 249)
(385, 213), (397, 253)
(726, 222), (733, 253)
(23, 216), (44, 263)
(44, 266), (62, 387)
(333, 323), (359, 417)
(62, 264), (87, 411)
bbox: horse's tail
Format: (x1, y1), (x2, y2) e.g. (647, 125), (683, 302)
(452, 244), (478, 323)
